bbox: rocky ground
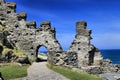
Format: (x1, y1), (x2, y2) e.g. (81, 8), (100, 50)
(12, 62), (69, 80)
(100, 73), (120, 80)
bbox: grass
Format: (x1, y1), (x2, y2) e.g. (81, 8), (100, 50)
(47, 64), (104, 80)
(0, 63), (29, 80)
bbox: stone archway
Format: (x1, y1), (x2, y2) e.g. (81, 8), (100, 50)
(34, 21), (62, 61)
(36, 45), (48, 62)
(37, 46), (48, 54)
(36, 45), (47, 54)
(35, 22), (62, 52)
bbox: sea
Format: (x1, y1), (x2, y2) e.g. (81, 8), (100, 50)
(40, 49), (120, 64)
(100, 49), (120, 64)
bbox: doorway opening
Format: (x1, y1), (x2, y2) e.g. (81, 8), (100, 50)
(36, 45), (48, 62)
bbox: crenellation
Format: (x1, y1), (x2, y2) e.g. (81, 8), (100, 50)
(40, 21), (51, 28)
(17, 12), (27, 20)
(76, 21), (87, 27)
(26, 21), (36, 29)
(76, 21), (87, 34)
(6, 2), (16, 9)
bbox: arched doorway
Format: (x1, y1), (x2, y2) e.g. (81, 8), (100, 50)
(38, 46), (48, 54)
(36, 45), (48, 62)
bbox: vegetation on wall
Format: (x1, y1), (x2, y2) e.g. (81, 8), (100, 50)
(0, 24), (26, 57)
(1, 43), (26, 57)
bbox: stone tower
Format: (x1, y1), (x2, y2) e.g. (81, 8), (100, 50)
(69, 21), (103, 67)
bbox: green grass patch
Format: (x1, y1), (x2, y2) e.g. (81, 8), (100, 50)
(0, 64), (29, 80)
(47, 64), (104, 80)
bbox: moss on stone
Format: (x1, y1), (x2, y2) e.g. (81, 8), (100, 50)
(1, 42), (26, 57)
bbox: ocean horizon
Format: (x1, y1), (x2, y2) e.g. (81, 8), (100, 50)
(100, 49), (120, 64)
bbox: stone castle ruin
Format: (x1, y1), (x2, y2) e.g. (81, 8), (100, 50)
(0, 0), (120, 74)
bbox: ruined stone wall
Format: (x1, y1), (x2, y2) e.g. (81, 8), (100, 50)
(48, 51), (78, 67)
(1, 0), (120, 76)
(0, 0), (36, 59)
(0, 0), (62, 61)
(69, 21), (103, 67)
(35, 21), (62, 52)
(47, 21), (103, 68)
(0, 0), (104, 69)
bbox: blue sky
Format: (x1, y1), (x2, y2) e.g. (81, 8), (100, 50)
(5, 0), (120, 50)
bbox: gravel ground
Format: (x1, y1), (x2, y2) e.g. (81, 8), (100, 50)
(13, 62), (69, 80)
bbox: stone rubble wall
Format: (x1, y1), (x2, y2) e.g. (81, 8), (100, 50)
(0, 0), (62, 61)
(48, 51), (78, 67)
(0, 0), (120, 75)
(69, 21), (103, 67)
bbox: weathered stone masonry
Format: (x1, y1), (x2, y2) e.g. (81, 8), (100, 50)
(1, 0), (120, 74)
(0, 0), (103, 65)
(0, 0), (62, 61)
(69, 21), (103, 67)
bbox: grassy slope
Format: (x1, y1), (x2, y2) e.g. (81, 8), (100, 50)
(0, 64), (29, 80)
(47, 64), (104, 80)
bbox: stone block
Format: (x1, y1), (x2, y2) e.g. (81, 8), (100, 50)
(85, 29), (91, 35)
(40, 21), (51, 27)
(76, 21), (87, 29)
(6, 2), (16, 9)
(26, 21), (36, 26)
(94, 60), (102, 66)
(26, 21), (36, 28)
(83, 66), (103, 74)
(77, 29), (91, 36)
(17, 12), (27, 20)
(16, 56), (30, 64)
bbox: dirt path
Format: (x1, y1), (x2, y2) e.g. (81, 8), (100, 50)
(13, 62), (69, 80)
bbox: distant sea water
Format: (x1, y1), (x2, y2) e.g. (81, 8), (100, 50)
(100, 49), (120, 64)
